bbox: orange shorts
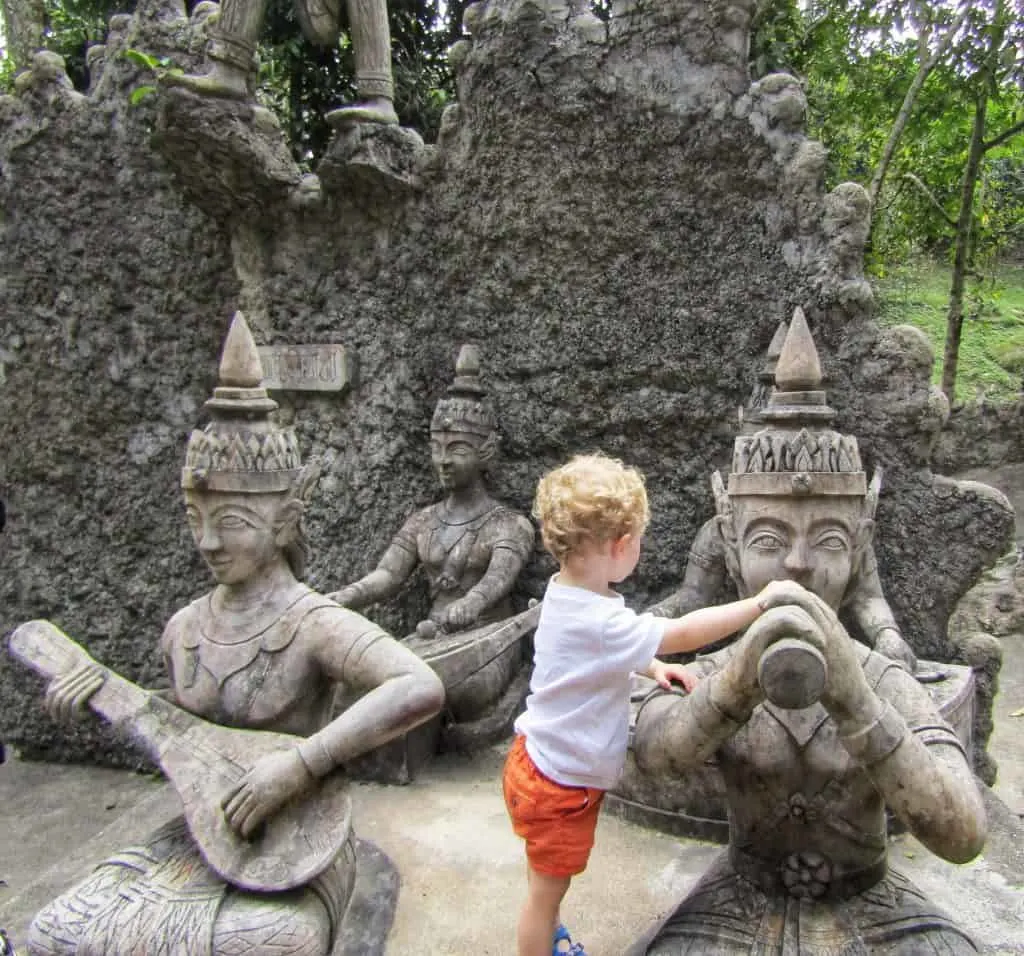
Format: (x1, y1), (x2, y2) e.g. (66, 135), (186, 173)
(502, 735), (604, 878)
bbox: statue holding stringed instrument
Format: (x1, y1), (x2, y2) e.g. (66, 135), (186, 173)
(11, 313), (445, 956)
(330, 345), (536, 732)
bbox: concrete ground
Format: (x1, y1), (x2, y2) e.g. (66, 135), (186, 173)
(3, 702), (1024, 955)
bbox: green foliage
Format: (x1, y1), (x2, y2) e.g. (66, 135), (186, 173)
(876, 257), (1024, 402)
(0, 50), (15, 92)
(44, 0), (126, 87)
(257, 0), (456, 165)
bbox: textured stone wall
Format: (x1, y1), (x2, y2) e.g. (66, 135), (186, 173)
(934, 400), (1024, 473)
(0, 0), (1014, 771)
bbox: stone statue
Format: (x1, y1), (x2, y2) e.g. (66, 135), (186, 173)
(169, 0), (398, 127)
(330, 344), (535, 725)
(630, 310), (986, 954)
(656, 311), (917, 674)
(13, 312), (444, 956)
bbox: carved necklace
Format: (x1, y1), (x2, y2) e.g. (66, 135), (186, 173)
(200, 585), (311, 646)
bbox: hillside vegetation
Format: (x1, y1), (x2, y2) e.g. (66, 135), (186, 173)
(875, 258), (1024, 404)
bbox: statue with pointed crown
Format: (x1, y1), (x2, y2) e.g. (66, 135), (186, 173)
(14, 313), (444, 956)
(657, 311), (917, 673)
(628, 310), (985, 954)
(330, 344), (535, 732)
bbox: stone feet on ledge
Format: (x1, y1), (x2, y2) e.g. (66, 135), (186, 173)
(326, 97), (400, 129)
(161, 63), (251, 101)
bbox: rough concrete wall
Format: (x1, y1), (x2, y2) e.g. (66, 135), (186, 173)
(0, 0), (1014, 770)
(934, 400), (1024, 473)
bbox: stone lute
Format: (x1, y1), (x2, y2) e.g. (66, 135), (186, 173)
(8, 619), (351, 894)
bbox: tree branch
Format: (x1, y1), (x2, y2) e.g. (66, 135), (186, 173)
(983, 119), (1024, 153)
(901, 173), (958, 230)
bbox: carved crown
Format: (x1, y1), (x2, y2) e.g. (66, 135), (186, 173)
(431, 344), (497, 439)
(182, 313), (305, 494)
(728, 308), (866, 497)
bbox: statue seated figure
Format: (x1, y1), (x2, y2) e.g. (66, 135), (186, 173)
(330, 345), (535, 730)
(630, 312), (986, 954)
(18, 313), (444, 956)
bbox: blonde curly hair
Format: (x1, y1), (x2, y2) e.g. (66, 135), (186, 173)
(533, 453), (650, 563)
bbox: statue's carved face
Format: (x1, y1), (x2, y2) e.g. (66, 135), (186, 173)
(185, 490), (286, 586)
(726, 496), (867, 610)
(430, 429), (484, 492)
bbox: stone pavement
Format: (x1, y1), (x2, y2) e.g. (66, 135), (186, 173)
(2, 702), (1024, 955)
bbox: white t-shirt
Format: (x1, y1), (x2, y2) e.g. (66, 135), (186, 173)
(513, 577), (666, 790)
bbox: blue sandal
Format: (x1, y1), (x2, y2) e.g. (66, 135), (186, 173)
(553, 923), (586, 956)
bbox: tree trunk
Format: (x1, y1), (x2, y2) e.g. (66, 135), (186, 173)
(939, 89), (987, 402)
(1, 0), (46, 72)
(940, 0), (1009, 401)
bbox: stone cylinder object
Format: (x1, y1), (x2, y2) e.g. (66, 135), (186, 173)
(758, 637), (827, 710)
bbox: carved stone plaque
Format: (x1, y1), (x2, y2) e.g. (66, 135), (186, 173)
(258, 344), (350, 392)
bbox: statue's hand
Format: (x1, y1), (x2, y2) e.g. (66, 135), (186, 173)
(874, 628), (917, 673)
(329, 585), (361, 608)
(723, 603), (827, 711)
(441, 592), (488, 632)
(221, 748), (315, 840)
(759, 584), (877, 723)
(44, 662), (106, 724)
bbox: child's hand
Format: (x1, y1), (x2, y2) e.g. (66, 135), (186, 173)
(755, 579), (811, 612)
(648, 659), (698, 692)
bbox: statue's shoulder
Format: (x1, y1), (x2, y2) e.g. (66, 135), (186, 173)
(160, 595), (205, 650)
(484, 502), (535, 543)
(397, 502), (439, 536)
(687, 516), (725, 563)
(297, 594), (391, 643)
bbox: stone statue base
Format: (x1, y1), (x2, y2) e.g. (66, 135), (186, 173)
(608, 661), (976, 841)
(318, 123), (429, 204)
(154, 87), (303, 221)
(334, 838), (400, 956)
(441, 664), (532, 754)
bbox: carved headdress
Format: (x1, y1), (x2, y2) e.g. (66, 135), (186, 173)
(430, 344), (497, 440)
(725, 307), (869, 499)
(182, 313), (304, 494)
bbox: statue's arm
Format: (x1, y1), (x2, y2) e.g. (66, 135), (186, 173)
(331, 515), (421, 608)
(650, 517), (727, 617)
(842, 546), (917, 670)
(635, 600), (836, 775)
(847, 669), (985, 864)
(634, 660), (745, 773)
(295, 609), (445, 775)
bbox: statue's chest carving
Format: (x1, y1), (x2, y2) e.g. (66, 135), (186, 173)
(728, 704), (850, 793)
(421, 511), (498, 591)
(166, 591), (324, 729)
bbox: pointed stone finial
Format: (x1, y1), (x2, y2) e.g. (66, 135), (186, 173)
(448, 343), (487, 398)
(455, 343), (481, 379)
(765, 320), (789, 365)
(219, 312), (264, 388)
(774, 307), (821, 392)
(432, 344), (494, 436)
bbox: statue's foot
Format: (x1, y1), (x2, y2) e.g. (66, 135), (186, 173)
(326, 97), (399, 128)
(162, 66), (250, 101)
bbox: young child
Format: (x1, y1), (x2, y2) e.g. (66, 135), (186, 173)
(504, 453), (793, 956)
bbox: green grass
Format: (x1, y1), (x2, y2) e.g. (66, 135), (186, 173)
(874, 258), (1024, 404)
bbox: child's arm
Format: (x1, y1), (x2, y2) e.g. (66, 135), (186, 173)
(656, 580), (797, 656)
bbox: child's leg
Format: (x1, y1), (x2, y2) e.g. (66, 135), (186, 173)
(518, 866), (571, 956)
